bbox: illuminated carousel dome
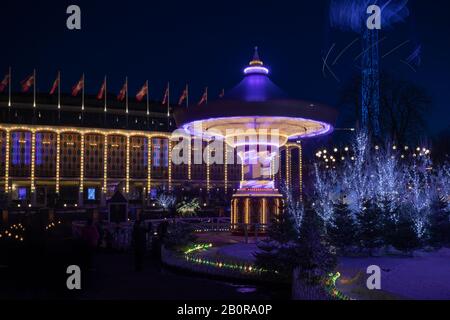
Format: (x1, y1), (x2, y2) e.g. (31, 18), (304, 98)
(174, 47), (337, 147)
(174, 48), (337, 235)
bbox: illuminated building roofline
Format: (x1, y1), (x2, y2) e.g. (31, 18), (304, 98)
(0, 123), (172, 138)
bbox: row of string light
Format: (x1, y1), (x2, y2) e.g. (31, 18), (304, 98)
(315, 145), (432, 169)
(0, 221), (62, 242)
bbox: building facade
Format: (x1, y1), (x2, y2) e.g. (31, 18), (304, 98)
(0, 123), (302, 208)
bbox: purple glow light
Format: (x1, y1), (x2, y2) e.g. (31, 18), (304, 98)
(240, 180), (275, 189)
(181, 116), (334, 143)
(243, 66), (269, 75)
(234, 141), (281, 148)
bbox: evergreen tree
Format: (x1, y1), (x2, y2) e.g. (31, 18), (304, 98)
(389, 209), (420, 254)
(255, 201), (300, 276)
(427, 197), (450, 247)
(380, 198), (400, 247)
(256, 199), (337, 299)
(357, 199), (384, 255)
(292, 208), (337, 299)
(266, 208), (300, 244)
(328, 199), (357, 254)
(163, 222), (197, 250)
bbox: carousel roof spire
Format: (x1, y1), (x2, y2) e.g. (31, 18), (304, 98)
(249, 46), (263, 66)
(244, 46), (269, 75)
(253, 46), (261, 61)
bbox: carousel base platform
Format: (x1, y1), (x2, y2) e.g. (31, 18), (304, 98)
(230, 183), (284, 235)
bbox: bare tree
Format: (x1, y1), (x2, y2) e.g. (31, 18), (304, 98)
(340, 73), (431, 144)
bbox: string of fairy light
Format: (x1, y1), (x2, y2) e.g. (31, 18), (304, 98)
(125, 135), (130, 193)
(206, 144), (211, 193)
(1, 124), (301, 198)
(55, 133), (61, 194)
(183, 243), (268, 275)
(79, 134), (85, 193)
(187, 139), (192, 181)
(147, 138), (152, 196)
(168, 139), (172, 191)
(0, 124), (171, 200)
(103, 135), (108, 194)
(298, 144), (303, 201)
(0, 223), (25, 242)
(285, 146), (291, 191)
(0, 221), (62, 243)
(45, 221), (62, 230)
(4, 131), (10, 193)
(30, 132), (36, 194)
(315, 145), (432, 169)
(182, 243), (348, 299)
(224, 145), (228, 193)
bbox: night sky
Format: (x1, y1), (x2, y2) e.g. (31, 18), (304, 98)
(1, 0), (449, 134)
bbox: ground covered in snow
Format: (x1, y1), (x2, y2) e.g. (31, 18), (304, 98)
(337, 249), (450, 300)
(199, 235), (450, 300)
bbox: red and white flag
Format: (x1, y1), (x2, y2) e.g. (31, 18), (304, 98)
(136, 81), (148, 102)
(198, 87), (208, 105)
(117, 80), (127, 101)
(21, 74), (34, 92)
(219, 88), (225, 98)
(0, 73), (10, 92)
(178, 85), (188, 106)
(97, 78), (106, 100)
(72, 75), (84, 96)
(162, 84), (169, 105)
(49, 73), (59, 95)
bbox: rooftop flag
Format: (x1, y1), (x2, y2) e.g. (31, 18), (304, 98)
(178, 84), (188, 106)
(117, 79), (127, 101)
(162, 83), (169, 105)
(21, 73), (34, 93)
(163, 82), (170, 118)
(0, 72), (10, 92)
(97, 78), (106, 100)
(198, 87), (208, 105)
(71, 75), (84, 96)
(49, 73), (60, 95)
(136, 81), (148, 102)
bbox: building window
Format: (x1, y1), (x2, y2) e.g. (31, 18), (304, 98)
(11, 131), (31, 166)
(152, 138), (161, 167)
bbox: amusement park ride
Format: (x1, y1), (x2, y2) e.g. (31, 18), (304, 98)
(175, 48), (336, 233)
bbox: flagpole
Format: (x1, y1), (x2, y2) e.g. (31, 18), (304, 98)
(103, 76), (107, 127)
(104, 75), (107, 113)
(167, 82), (170, 118)
(125, 77), (129, 128)
(57, 71), (61, 110)
(125, 77), (129, 114)
(81, 73), (85, 111)
(8, 67), (11, 107)
(146, 80), (149, 116)
(33, 69), (36, 108)
(206, 87), (208, 104)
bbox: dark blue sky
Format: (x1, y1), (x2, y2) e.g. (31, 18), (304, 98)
(1, 0), (449, 133)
